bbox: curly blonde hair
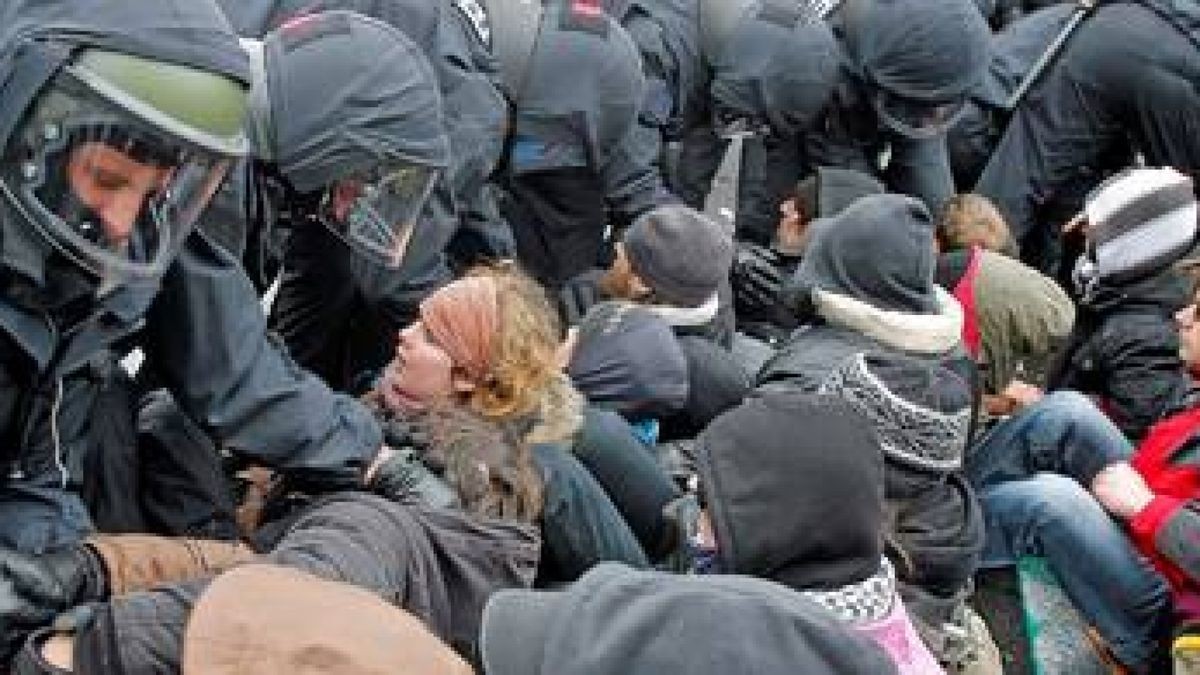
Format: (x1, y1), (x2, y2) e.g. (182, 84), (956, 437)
(464, 263), (584, 445)
(937, 193), (1014, 254)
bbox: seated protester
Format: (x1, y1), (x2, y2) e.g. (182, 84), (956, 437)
(1046, 167), (1197, 440)
(0, 492), (536, 672)
(965, 269), (1200, 671)
(694, 389), (944, 674)
(371, 264), (648, 584)
(732, 167), (886, 345)
(934, 194), (1074, 418)
(566, 301), (689, 439)
(965, 388), (1173, 672)
(480, 562), (899, 675)
(560, 301), (692, 565)
(757, 195), (994, 672)
(594, 205), (748, 441)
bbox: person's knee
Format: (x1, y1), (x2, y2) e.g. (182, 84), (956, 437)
(1037, 390), (1097, 418)
(987, 474), (1099, 535)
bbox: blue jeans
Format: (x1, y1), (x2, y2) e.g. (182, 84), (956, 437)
(967, 391), (1170, 668)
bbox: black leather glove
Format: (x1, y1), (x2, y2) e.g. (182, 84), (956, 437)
(558, 269), (607, 327)
(371, 416), (459, 509)
(731, 242), (786, 316)
(369, 446), (461, 510)
(0, 547), (104, 661)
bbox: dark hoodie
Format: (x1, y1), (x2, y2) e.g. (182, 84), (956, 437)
(74, 493), (540, 672)
(759, 193), (984, 647)
(697, 390), (884, 590)
(480, 562), (898, 675)
(1048, 269), (1193, 440)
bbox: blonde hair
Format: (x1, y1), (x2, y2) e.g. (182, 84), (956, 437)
(937, 193), (1013, 253)
(464, 263), (584, 445)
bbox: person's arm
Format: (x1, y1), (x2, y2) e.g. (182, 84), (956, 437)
(143, 232), (383, 486)
(885, 134), (954, 215)
(84, 535), (256, 597)
(1138, 500), (1200, 585)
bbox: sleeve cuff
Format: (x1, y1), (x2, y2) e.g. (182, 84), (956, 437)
(1129, 494), (1184, 541)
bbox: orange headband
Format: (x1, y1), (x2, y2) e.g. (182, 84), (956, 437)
(418, 276), (499, 384)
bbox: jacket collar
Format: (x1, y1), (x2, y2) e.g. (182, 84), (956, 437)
(640, 292), (720, 328)
(814, 286), (963, 354)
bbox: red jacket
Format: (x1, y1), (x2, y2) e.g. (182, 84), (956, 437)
(1127, 397), (1200, 613)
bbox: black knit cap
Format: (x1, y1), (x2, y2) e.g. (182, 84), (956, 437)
(622, 205), (734, 308)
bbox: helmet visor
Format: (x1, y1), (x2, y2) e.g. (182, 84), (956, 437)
(4, 70), (236, 295)
(872, 91), (966, 140)
(321, 162), (440, 268)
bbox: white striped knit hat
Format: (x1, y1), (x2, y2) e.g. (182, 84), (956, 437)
(1083, 167), (1197, 284)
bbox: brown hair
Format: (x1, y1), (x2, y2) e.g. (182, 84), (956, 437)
(936, 193), (1014, 253)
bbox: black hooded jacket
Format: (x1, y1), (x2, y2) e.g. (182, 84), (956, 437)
(697, 390), (885, 590)
(1048, 269), (1193, 439)
(0, 0), (382, 551)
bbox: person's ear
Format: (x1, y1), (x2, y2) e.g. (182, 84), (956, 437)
(628, 273), (653, 301)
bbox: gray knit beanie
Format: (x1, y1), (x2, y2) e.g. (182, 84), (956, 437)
(623, 205), (734, 308)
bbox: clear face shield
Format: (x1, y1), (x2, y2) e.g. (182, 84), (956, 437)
(0, 66), (239, 296)
(319, 161), (440, 268)
(871, 90), (967, 140)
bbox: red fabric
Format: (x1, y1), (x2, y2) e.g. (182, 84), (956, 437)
(950, 246), (983, 359)
(1128, 405), (1200, 594)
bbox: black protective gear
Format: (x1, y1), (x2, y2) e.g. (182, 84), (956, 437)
(975, 0), (1200, 267)
(731, 241), (786, 316)
(0, 546), (103, 660)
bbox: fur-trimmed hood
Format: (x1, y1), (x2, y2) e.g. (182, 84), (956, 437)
(814, 286), (964, 355)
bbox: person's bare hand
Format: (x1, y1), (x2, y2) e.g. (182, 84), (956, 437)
(1091, 463), (1155, 520)
(1003, 380), (1044, 409)
(1061, 212), (1088, 235)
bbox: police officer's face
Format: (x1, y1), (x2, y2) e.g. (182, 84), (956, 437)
(377, 321), (457, 413)
(66, 142), (171, 250)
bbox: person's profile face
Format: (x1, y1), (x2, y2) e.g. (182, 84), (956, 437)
(1176, 290), (1200, 372)
(65, 141), (171, 250)
(377, 321), (458, 414)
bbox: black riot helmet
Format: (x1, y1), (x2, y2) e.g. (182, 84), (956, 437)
(0, 47), (249, 295)
(250, 11), (451, 268)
